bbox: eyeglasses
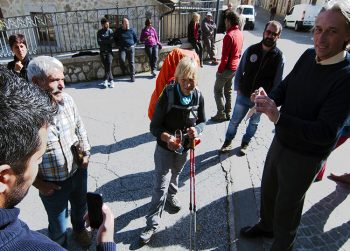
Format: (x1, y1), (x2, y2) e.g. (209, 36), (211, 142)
(265, 30), (279, 37)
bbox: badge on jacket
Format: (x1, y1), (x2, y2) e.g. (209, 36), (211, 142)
(250, 54), (258, 63)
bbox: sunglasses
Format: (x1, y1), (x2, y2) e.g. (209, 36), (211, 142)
(265, 30), (279, 37)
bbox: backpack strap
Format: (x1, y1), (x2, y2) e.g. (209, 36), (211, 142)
(165, 80), (176, 114)
(166, 84), (201, 115)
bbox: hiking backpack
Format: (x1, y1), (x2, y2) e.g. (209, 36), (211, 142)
(163, 80), (201, 122)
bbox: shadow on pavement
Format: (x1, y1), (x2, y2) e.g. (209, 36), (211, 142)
(95, 149), (220, 203)
(235, 184), (350, 250)
(118, 196), (230, 250)
(91, 132), (155, 155)
(95, 149), (222, 245)
(95, 170), (154, 203)
(296, 184), (350, 250)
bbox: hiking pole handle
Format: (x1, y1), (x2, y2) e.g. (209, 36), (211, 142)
(189, 137), (196, 149)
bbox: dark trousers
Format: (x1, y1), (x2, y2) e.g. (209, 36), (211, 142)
(145, 45), (159, 72)
(190, 41), (203, 65)
(119, 45), (135, 77)
(259, 137), (324, 251)
(202, 36), (216, 60)
(100, 52), (113, 82)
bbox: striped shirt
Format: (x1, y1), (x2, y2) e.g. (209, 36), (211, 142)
(38, 93), (90, 181)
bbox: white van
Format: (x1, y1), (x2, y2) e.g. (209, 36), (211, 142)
(284, 4), (322, 31)
(237, 5), (256, 30)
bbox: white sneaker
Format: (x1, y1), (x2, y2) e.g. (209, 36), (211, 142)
(98, 80), (108, 88)
(108, 81), (114, 88)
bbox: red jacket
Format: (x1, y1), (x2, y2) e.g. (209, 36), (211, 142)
(218, 25), (243, 73)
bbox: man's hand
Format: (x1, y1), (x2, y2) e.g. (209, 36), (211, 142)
(80, 156), (90, 169)
(83, 204), (115, 243)
(34, 178), (61, 196)
(254, 87), (280, 124)
(14, 61), (23, 73)
(97, 204), (115, 243)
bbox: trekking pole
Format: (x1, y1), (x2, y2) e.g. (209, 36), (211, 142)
(189, 137), (197, 251)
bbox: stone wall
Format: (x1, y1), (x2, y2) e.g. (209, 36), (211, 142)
(0, 0), (160, 18)
(59, 43), (192, 83)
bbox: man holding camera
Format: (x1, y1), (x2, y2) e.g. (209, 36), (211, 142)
(0, 65), (116, 250)
(27, 56), (92, 249)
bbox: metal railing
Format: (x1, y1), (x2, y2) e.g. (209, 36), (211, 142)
(0, 1), (221, 59)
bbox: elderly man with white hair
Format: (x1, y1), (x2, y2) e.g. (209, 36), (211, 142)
(27, 56), (92, 249)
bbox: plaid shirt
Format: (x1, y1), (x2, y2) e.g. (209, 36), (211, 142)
(38, 93), (90, 181)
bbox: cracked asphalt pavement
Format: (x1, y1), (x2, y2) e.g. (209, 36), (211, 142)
(18, 8), (350, 250)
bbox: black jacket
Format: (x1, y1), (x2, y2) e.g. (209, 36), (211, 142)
(150, 83), (206, 151)
(238, 42), (283, 97)
(97, 28), (114, 52)
(7, 55), (31, 81)
(188, 20), (201, 43)
(271, 49), (350, 158)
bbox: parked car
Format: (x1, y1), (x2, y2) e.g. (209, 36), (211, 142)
(284, 4), (322, 31)
(237, 5), (256, 30)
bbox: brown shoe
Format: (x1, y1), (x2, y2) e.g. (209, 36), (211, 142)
(238, 142), (249, 156)
(219, 140), (233, 153)
(211, 59), (219, 65)
(73, 229), (92, 248)
(211, 114), (227, 122)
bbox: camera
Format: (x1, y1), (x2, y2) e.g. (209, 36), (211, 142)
(86, 192), (103, 229)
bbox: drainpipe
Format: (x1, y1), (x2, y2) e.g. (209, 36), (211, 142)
(214, 0), (221, 39)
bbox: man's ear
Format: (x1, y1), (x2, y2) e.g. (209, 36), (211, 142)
(31, 76), (47, 89)
(31, 76), (40, 85)
(0, 164), (16, 193)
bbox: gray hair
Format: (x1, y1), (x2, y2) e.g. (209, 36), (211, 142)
(322, 0), (350, 30)
(320, 0), (350, 49)
(27, 56), (64, 82)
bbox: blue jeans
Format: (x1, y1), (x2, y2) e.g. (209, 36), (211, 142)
(225, 94), (262, 144)
(146, 144), (188, 228)
(145, 45), (158, 72)
(119, 45), (135, 77)
(39, 168), (88, 247)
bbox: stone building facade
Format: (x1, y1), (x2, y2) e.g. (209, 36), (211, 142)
(0, 0), (162, 18)
(260, 0), (327, 16)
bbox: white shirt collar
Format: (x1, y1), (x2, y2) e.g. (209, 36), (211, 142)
(316, 51), (347, 65)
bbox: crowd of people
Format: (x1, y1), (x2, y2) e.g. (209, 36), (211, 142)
(1, 0), (350, 250)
